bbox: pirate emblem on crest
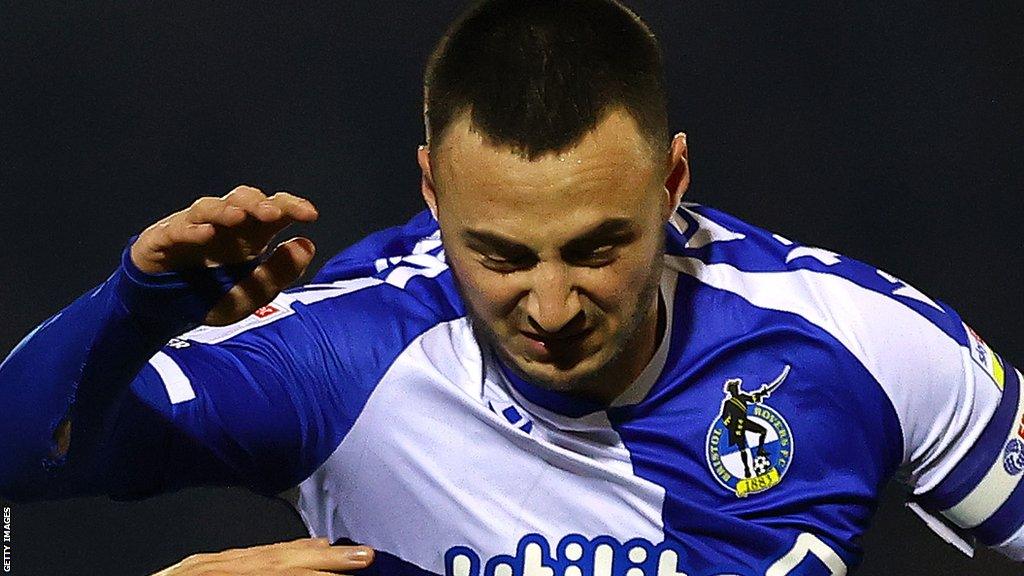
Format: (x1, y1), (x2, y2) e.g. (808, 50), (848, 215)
(705, 365), (794, 498)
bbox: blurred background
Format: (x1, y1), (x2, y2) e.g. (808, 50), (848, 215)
(0, 1), (1020, 574)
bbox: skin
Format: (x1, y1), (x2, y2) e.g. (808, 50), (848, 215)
(149, 537), (374, 576)
(419, 108), (689, 403)
(129, 185), (321, 327)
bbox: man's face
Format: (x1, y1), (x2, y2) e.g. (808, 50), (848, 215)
(421, 109), (685, 397)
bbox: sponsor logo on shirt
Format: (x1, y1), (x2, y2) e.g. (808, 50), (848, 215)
(445, 532), (845, 576)
(445, 534), (694, 576)
(706, 365), (794, 498)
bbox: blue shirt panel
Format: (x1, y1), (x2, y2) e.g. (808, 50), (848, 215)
(608, 274), (904, 574)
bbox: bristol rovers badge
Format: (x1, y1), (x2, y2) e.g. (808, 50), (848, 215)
(706, 365), (794, 498)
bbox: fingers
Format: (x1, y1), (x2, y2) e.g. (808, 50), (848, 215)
(240, 537), (375, 572)
(179, 538), (374, 575)
(233, 190), (319, 252)
(131, 185), (318, 274)
(273, 542), (374, 573)
(162, 186), (317, 247)
(144, 218), (218, 255)
(239, 236), (316, 302)
(184, 187), (317, 233)
(205, 187), (319, 263)
(217, 186), (319, 224)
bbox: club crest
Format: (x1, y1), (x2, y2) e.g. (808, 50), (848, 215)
(705, 365), (794, 498)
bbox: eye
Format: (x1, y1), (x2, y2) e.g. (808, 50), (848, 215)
(480, 254), (534, 273)
(565, 244), (618, 267)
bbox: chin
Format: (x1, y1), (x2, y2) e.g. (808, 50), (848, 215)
(505, 344), (618, 394)
(469, 314), (629, 395)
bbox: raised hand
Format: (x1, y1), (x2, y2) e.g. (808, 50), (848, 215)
(129, 185), (320, 326)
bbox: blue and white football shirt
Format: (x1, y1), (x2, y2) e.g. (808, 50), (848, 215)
(0, 204), (1021, 575)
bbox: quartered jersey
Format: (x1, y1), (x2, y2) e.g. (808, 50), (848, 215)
(0, 204), (1021, 576)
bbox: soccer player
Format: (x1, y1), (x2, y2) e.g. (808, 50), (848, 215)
(1, 0), (1021, 574)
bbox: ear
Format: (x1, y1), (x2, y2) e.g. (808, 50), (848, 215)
(663, 132), (690, 219)
(417, 145), (439, 219)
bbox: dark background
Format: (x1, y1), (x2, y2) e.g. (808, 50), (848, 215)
(0, 1), (1020, 574)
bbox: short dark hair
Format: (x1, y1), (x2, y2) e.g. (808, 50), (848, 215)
(424, 0), (669, 161)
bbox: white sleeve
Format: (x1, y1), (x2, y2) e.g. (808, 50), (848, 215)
(905, 320), (1024, 560)
(670, 229), (1023, 560)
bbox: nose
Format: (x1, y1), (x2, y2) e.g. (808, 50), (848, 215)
(524, 262), (584, 335)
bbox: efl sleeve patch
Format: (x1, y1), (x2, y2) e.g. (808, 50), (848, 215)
(964, 323), (1006, 390)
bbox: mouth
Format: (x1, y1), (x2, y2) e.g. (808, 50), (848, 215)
(519, 327), (594, 357)
(521, 329), (589, 342)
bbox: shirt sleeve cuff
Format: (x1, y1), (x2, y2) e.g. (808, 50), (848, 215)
(112, 234), (264, 334)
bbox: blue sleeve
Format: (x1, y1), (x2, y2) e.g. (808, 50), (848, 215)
(0, 241), (342, 501)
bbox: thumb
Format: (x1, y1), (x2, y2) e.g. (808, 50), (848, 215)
(204, 237), (316, 326)
(271, 237), (317, 280)
(248, 236), (317, 298)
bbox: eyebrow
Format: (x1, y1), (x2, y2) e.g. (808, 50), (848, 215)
(461, 218), (637, 253)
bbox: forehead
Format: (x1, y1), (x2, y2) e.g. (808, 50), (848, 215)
(432, 109), (662, 236)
